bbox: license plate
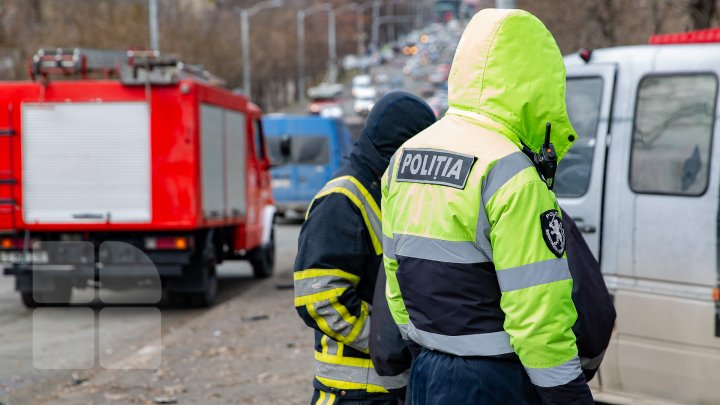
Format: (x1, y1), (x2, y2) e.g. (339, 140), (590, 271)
(272, 179), (291, 189)
(0, 251), (50, 264)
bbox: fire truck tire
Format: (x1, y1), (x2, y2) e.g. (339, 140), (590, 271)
(249, 224), (276, 279)
(20, 278), (73, 308)
(168, 233), (218, 308)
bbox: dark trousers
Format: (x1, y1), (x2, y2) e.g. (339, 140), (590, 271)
(312, 378), (399, 405)
(410, 349), (542, 405)
(311, 388), (399, 405)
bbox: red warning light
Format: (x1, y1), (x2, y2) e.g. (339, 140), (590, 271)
(578, 48), (592, 63)
(649, 28), (720, 45)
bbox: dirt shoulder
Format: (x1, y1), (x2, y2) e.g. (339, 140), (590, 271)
(34, 270), (314, 405)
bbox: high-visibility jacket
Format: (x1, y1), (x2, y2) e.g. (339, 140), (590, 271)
(382, 9), (592, 404)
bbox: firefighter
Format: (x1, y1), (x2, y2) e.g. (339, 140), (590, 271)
(294, 91), (436, 404)
(382, 9), (593, 405)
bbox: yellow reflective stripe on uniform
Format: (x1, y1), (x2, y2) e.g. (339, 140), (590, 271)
(315, 376), (389, 394)
(316, 390), (326, 405)
(294, 269), (360, 297)
(330, 297), (357, 325)
(316, 351), (374, 368)
(307, 176), (382, 254)
(321, 335), (329, 354)
(327, 393), (337, 405)
(294, 268), (361, 284)
(294, 287), (348, 306)
(306, 303), (346, 343)
(344, 301), (369, 346)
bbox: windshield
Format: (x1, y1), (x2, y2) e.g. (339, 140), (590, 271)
(267, 135), (330, 165)
(554, 77), (603, 198)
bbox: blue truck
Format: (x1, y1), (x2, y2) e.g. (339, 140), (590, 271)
(263, 115), (354, 218)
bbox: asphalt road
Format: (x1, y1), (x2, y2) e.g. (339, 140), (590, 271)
(0, 223), (303, 405)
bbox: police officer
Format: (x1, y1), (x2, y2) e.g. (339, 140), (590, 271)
(294, 91), (435, 404)
(382, 9), (593, 404)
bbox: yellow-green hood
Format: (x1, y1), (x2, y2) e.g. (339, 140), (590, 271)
(447, 9), (576, 158)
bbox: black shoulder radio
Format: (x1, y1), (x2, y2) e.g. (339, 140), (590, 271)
(522, 122), (557, 190)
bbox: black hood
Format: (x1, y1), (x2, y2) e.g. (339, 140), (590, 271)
(339, 91), (436, 189)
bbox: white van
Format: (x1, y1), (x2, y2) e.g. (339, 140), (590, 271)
(557, 32), (720, 404)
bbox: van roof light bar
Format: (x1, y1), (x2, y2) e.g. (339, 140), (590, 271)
(649, 28), (720, 45)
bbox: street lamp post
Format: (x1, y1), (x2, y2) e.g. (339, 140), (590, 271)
(496, 0), (516, 8)
(240, 0), (283, 99)
(297, 3), (332, 101)
(149, 0), (159, 51)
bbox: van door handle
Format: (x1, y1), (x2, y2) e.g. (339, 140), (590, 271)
(572, 217), (597, 234)
(578, 225), (597, 233)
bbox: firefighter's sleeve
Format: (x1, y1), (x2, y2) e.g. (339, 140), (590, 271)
(486, 167), (593, 405)
(381, 169), (409, 338)
(294, 194), (372, 353)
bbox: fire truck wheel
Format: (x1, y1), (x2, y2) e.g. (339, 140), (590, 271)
(20, 278), (73, 308)
(168, 233), (218, 308)
(249, 224), (276, 279)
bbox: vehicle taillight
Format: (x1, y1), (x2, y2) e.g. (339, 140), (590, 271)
(0, 237), (26, 250)
(145, 236), (191, 250)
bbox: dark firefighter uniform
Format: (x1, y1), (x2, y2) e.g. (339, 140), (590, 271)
(294, 91), (435, 404)
(382, 9), (594, 405)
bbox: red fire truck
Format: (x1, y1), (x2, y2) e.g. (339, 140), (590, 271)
(0, 49), (276, 307)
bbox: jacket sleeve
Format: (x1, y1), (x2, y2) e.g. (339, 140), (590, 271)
(561, 208), (616, 382)
(381, 168), (409, 336)
(294, 193), (372, 353)
(369, 262), (413, 377)
(486, 172), (593, 405)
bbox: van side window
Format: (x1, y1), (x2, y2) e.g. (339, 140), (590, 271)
(630, 74), (717, 196)
(253, 119), (265, 161)
(265, 136), (329, 165)
(556, 77), (604, 197)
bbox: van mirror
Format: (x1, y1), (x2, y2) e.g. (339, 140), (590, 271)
(280, 135), (292, 159)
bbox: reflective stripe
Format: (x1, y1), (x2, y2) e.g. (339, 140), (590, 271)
(387, 154), (397, 191)
(295, 287), (347, 306)
(321, 335), (329, 354)
(315, 360), (408, 391)
(316, 376), (389, 394)
(345, 303), (370, 352)
(475, 206), (493, 259)
(326, 393), (336, 405)
(312, 176), (382, 254)
(383, 235), (396, 260)
(525, 356), (582, 387)
(294, 269), (359, 298)
(316, 390), (326, 405)
(315, 299), (353, 339)
(496, 258), (571, 292)
(306, 303), (346, 343)
(407, 320), (513, 356)
(481, 151), (533, 207)
(394, 233), (490, 264)
(398, 323), (409, 340)
(580, 350), (606, 370)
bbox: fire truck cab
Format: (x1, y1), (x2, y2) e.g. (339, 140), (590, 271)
(0, 48), (276, 307)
